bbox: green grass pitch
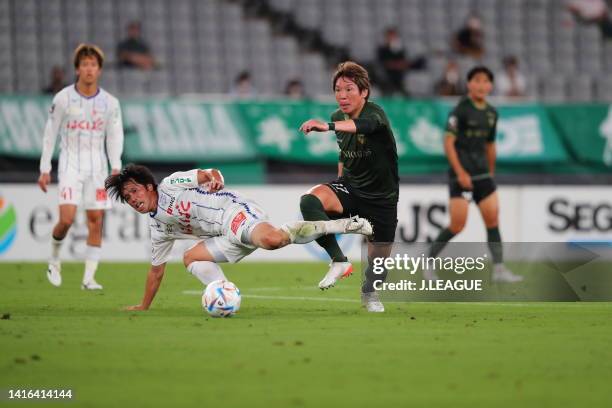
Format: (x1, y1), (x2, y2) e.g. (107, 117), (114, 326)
(1, 262), (611, 407)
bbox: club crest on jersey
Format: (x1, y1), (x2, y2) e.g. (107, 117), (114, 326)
(357, 134), (366, 145)
(231, 212), (247, 234)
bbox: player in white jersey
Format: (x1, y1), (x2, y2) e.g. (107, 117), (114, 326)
(104, 164), (373, 311)
(38, 44), (124, 290)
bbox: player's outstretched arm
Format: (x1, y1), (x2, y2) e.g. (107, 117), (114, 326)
(197, 169), (224, 192)
(299, 118), (382, 135)
(125, 263), (166, 311)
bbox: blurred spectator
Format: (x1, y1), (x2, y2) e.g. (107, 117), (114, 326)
(567, 0), (612, 39)
(230, 71), (257, 97)
(117, 21), (155, 70)
(453, 15), (485, 59)
(376, 27), (426, 96)
(496, 56), (527, 98)
(284, 78), (306, 99)
(434, 59), (464, 96)
(42, 66), (67, 94)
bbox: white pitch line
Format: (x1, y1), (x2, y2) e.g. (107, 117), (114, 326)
(182, 290), (359, 303)
(182, 291), (586, 307)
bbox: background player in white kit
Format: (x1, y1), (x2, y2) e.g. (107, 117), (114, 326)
(104, 164), (373, 311)
(38, 44), (124, 290)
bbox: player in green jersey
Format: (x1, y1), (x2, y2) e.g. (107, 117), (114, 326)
(427, 66), (522, 283)
(298, 61), (400, 312)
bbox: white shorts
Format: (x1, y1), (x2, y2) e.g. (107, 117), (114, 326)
(203, 199), (269, 263)
(58, 172), (111, 210)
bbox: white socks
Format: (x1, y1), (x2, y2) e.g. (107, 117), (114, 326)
(187, 261), (227, 285)
(51, 236), (63, 263)
(280, 221), (326, 244)
(83, 245), (101, 283)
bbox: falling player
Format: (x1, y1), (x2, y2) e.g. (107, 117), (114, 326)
(427, 66), (522, 282)
(38, 44), (124, 290)
(104, 164), (373, 311)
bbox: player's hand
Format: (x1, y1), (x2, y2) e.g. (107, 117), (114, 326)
(207, 170), (224, 192)
(38, 173), (51, 193)
(124, 304), (148, 311)
(457, 171), (473, 190)
(111, 168), (120, 176)
(207, 178), (224, 192)
(299, 119), (328, 134)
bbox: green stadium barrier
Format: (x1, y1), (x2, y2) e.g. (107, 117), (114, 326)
(546, 104), (612, 168)
(1, 95), (610, 173)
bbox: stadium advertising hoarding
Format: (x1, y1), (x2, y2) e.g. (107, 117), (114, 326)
(240, 100), (569, 165)
(0, 96), (256, 161)
(2, 96), (611, 169)
(1, 184), (610, 262)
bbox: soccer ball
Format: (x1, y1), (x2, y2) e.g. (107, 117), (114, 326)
(202, 280), (241, 317)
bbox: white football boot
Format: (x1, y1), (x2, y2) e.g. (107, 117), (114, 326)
(492, 264), (523, 283)
(81, 280), (103, 290)
(361, 291), (385, 313)
(332, 216), (373, 236)
(46, 261), (62, 287)
(318, 261), (353, 290)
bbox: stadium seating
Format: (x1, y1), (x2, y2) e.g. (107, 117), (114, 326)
(1, 0), (611, 100)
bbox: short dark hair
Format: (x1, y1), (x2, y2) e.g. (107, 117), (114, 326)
(332, 61), (371, 101)
(73, 43), (105, 69)
(105, 164), (157, 203)
(467, 65), (494, 83)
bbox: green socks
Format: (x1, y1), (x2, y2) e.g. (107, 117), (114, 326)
(300, 194), (348, 262)
(487, 227), (503, 264)
(429, 228), (456, 258)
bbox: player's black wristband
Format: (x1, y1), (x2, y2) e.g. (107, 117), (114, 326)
(327, 122), (335, 131)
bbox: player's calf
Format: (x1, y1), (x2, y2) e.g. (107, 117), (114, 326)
(251, 223), (291, 250)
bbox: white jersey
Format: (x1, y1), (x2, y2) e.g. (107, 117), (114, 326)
(149, 170), (265, 266)
(39, 84), (124, 175)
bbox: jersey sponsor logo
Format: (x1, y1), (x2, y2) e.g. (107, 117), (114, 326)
(66, 118), (105, 131)
(231, 212), (247, 234)
(176, 201), (192, 233)
(340, 149), (372, 159)
(176, 201), (191, 215)
(95, 189), (107, 202)
(170, 177), (192, 185)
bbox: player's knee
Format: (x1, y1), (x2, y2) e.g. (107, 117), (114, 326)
(183, 250), (196, 268)
(259, 231), (285, 250)
(87, 217), (103, 231)
(300, 193), (321, 212)
(484, 219), (498, 229)
(449, 222), (465, 234)
(57, 216), (75, 230)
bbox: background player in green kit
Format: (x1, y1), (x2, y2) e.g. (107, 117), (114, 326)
(298, 61), (399, 312)
(427, 66), (522, 283)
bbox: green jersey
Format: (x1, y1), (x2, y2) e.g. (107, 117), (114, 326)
(331, 101), (399, 201)
(445, 96), (498, 178)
